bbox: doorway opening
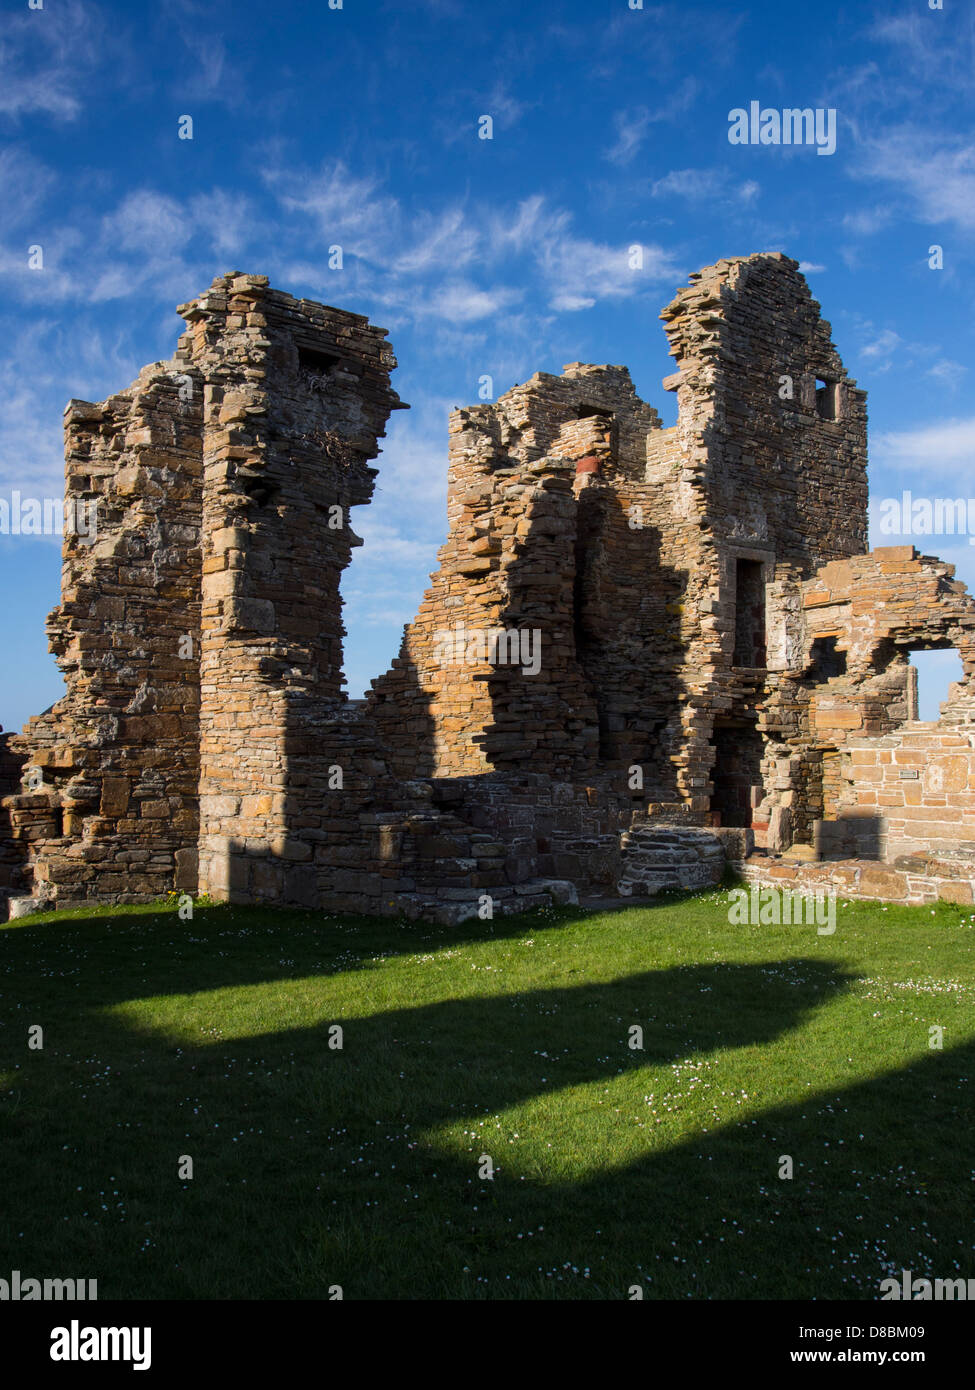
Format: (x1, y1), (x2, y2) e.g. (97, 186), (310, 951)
(710, 721), (764, 827)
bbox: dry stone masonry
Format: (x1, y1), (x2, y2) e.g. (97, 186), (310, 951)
(5, 254), (974, 920)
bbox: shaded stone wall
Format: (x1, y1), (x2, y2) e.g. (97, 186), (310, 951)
(176, 273), (408, 903)
(371, 254), (872, 826)
(367, 364), (668, 779)
(0, 730), (26, 903)
(660, 253), (868, 575)
(365, 357), (704, 801)
(4, 256), (973, 920)
(6, 365), (204, 906)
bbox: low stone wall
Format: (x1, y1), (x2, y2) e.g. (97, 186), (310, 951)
(738, 851), (975, 906)
(428, 773), (639, 893)
(814, 722), (975, 862)
(619, 824), (726, 895)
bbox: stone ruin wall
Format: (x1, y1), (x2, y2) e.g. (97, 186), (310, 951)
(4, 363), (203, 907)
(366, 362), (685, 784)
(658, 255), (870, 837)
(760, 545), (975, 864)
(184, 275), (407, 908)
(4, 253), (975, 920)
(2, 275), (589, 922)
(0, 731), (25, 899)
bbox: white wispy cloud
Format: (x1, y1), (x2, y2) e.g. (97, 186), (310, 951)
(262, 160), (399, 261)
(366, 393), (455, 511)
(263, 165), (679, 318)
(390, 207), (480, 275)
(851, 323), (954, 383)
(188, 190), (260, 259)
(105, 191), (192, 255)
(926, 359), (967, 389)
(0, 148), (56, 232)
(651, 168), (724, 200)
(606, 108), (655, 167)
(0, 0), (112, 122)
(872, 415), (975, 481)
(650, 167), (760, 205)
(605, 78), (700, 166)
(425, 281), (522, 323)
(483, 82), (528, 131)
(0, 142), (682, 344)
(538, 234), (679, 312)
(842, 206), (893, 237)
(861, 328), (902, 360)
(870, 12), (975, 95)
(0, 314), (148, 501)
(856, 128), (975, 231)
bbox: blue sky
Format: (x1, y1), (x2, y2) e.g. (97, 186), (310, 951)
(1, 0), (973, 731)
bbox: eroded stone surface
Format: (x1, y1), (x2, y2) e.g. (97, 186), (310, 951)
(4, 255), (973, 918)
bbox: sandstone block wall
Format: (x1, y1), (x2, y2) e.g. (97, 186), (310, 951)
(179, 274), (408, 903)
(367, 362), (673, 782)
(0, 731), (25, 899)
(755, 546), (975, 856)
(5, 363), (204, 905)
(822, 727), (975, 863)
(739, 852), (975, 908)
(4, 255), (973, 920)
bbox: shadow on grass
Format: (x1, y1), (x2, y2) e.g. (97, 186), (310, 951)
(0, 884), (734, 1009)
(0, 898), (594, 1009)
(0, 902), (968, 1299)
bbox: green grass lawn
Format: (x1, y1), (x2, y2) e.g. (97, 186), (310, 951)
(1, 886), (973, 1300)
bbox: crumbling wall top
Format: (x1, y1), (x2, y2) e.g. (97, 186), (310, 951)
(175, 271), (408, 463)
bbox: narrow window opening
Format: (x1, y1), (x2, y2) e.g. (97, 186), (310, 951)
(815, 378), (838, 421)
(733, 559), (766, 668)
(238, 471), (281, 507)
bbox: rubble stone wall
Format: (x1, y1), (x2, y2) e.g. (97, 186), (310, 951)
(5, 364), (204, 907)
(179, 274), (408, 904)
(367, 363), (670, 781)
(755, 546), (975, 856)
(4, 254), (974, 920)
(0, 731), (26, 898)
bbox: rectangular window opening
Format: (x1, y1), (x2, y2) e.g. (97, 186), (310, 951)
(733, 559), (767, 668)
(298, 346), (342, 377)
(815, 378), (838, 421)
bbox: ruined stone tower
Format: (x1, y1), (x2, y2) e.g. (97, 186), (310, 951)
(182, 275), (405, 902)
(5, 253), (975, 921)
(369, 254), (870, 813)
